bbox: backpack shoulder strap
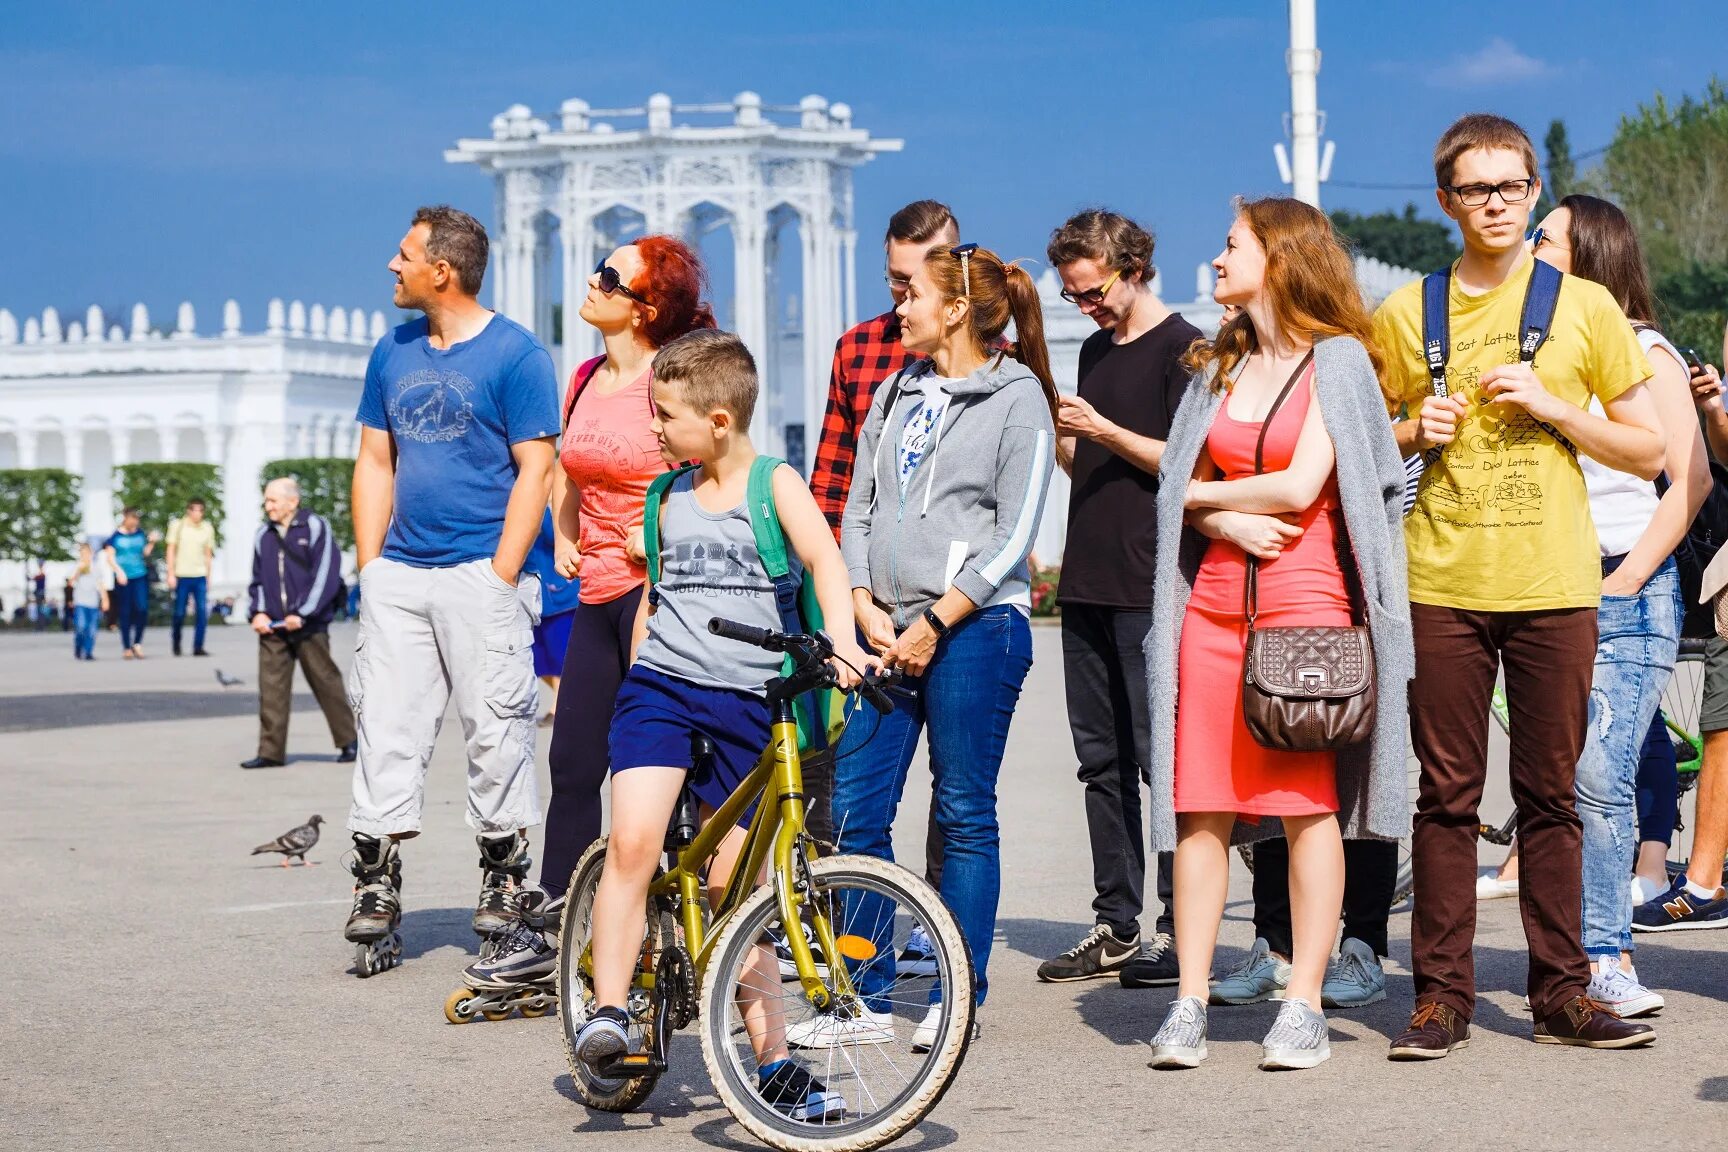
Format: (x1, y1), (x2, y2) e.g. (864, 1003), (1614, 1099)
(746, 456), (791, 579)
(1519, 259), (1564, 364)
(1421, 269), (1452, 398)
(642, 464), (700, 586)
(562, 356), (607, 430)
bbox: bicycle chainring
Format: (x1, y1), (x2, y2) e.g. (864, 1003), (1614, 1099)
(658, 943), (698, 1029)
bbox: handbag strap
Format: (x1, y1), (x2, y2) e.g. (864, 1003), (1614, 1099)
(1243, 348), (1316, 627)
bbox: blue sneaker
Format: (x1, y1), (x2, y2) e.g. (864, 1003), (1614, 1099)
(1631, 874), (1728, 933)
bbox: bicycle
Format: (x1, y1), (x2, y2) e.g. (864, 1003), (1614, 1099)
(556, 618), (974, 1152)
(1481, 638), (1707, 867)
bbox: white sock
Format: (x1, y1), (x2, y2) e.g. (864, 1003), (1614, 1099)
(1684, 877), (1719, 900)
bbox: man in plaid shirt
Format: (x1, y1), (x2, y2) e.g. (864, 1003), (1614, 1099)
(810, 199), (961, 536)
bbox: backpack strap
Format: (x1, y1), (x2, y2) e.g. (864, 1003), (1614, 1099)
(561, 356), (607, 431)
(642, 464), (701, 598)
(1516, 259), (1576, 457)
(745, 456), (804, 637)
(1421, 270), (1452, 400)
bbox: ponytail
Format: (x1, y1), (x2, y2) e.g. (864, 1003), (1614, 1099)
(924, 245), (1059, 424)
(1000, 263), (1058, 424)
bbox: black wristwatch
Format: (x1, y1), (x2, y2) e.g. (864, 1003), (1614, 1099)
(923, 606), (951, 637)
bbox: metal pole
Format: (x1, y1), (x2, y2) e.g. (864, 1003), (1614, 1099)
(1288, 0), (1321, 207)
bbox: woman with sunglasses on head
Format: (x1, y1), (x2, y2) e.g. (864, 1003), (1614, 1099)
(1144, 198), (1413, 1072)
(1519, 195), (1709, 1011)
(468, 236), (717, 987)
(786, 243), (1055, 1053)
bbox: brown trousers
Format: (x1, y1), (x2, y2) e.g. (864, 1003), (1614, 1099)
(258, 630), (356, 761)
(1408, 603), (1595, 1019)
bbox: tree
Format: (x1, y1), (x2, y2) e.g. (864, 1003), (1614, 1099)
(1537, 119), (1575, 217)
(0, 469), (83, 567)
(1329, 204), (1461, 273)
(1654, 263), (1728, 362)
(260, 458), (355, 550)
(1598, 78), (1728, 272)
(112, 462), (224, 545)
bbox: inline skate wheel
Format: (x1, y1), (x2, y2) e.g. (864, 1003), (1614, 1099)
(444, 988), (478, 1024)
(520, 998), (552, 1019)
(481, 1004), (512, 1022)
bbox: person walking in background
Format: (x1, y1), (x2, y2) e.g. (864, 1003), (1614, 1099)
(344, 205), (559, 955)
(1379, 114), (1662, 1056)
(1144, 199), (1412, 1072)
(166, 497), (216, 656)
(103, 507), (156, 659)
(526, 506), (579, 726)
(1035, 208), (1199, 989)
(70, 542), (108, 660)
(798, 241), (1055, 1050)
(539, 234), (716, 913)
(242, 478), (357, 770)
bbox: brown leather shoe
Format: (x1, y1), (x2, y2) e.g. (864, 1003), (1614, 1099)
(1388, 1001), (1470, 1061)
(1534, 996), (1656, 1049)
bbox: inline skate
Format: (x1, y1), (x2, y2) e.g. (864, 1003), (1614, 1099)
(473, 832), (531, 935)
(344, 834), (402, 978)
(445, 889), (561, 1023)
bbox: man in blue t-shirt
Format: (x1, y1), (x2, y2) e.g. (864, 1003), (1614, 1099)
(343, 205), (560, 964)
(102, 506), (158, 659)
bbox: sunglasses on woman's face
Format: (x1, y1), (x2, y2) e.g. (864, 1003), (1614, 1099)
(594, 259), (650, 305)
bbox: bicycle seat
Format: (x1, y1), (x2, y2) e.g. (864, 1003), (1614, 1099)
(690, 733), (717, 766)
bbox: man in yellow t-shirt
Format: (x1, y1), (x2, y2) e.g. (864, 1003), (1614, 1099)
(1374, 115), (1663, 1059)
(166, 498), (217, 656)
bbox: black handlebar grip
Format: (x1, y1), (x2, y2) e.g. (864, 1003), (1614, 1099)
(708, 617), (776, 649)
(860, 668), (899, 715)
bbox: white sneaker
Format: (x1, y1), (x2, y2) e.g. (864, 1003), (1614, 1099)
(1587, 958), (1665, 1019)
(1260, 997), (1331, 1070)
(910, 1001), (978, 1052)
(785, 1007), (895, 1050)
(898, 924), (939, 977)
(1476, 874), (1519, 900)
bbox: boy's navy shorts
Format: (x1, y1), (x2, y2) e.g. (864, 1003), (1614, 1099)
(609, 665), (772, 813)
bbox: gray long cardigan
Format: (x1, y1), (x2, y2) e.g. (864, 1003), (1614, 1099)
(1145, 334), (1414, 853)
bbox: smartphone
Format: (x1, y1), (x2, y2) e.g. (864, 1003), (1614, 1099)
(1680, 346), (1709, 376)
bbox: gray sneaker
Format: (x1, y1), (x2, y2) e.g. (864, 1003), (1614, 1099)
(1149, 995), (1208, 1069)
(1321, 937), (1386, 1009)
(1260, 997), (1330, 1070)
(1209, 937), (1291, 1005)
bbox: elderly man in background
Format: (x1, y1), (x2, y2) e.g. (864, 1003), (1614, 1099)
(241, 477), (357, 770)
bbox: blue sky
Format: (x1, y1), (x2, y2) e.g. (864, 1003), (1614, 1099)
(3, 0), (1725, 336)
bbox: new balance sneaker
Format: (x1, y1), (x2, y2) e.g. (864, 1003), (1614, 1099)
(785, 1007), (895, 1050)
(1119, 931), (1180, 988)
(757, 1060), (845, 1122)
(1321, 937), (1386, 1009)
(1149, 995), (1208, 1069)
(1036, 923), (1141, 983)
(1586, 958), (1664, 1018)
(1209, 937), (1290, 1004)
(898, 923), (939, 977)
(1260, 997), (1331, 1070)
(1631, 874), (1728, 932)
(574, 1006), (630, 1068)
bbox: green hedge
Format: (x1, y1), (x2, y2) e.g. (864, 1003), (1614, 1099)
(260, 458), (354, 550)
(0, 468), (82, 563)
(113, 462), (224, 545)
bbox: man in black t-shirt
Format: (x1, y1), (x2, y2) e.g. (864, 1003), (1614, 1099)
(1037, 209), (1201, 988)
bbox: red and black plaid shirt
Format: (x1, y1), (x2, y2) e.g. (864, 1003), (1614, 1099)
(810, 309), (918, 537)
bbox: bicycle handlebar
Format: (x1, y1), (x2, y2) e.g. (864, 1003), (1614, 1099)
(708, 617), (781, 650)
(707, 616), (899, 714)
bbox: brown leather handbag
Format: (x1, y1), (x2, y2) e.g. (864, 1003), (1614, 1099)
(1238, 351), (1377, 752)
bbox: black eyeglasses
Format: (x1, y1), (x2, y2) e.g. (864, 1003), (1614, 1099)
(1059, 269), (1122, 306)
(1442, 179), (1536, 207)
(594, 259), (650, 305)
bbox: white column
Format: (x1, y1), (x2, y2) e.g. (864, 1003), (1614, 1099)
(560, 207), (597, 381)
(1288, 0), (1322, 207)
(841, 226), (858, 329)
(734, 215), (769, 443)
(16, 429), (38, 470)
(798, 219), (823, 464)
(158, 425), (180, 463)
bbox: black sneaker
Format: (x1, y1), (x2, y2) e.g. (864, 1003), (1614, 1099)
(758, 1060), (845, 1122)
(1119, 931), (1179, 988)
(1036, 923), (1140, 983)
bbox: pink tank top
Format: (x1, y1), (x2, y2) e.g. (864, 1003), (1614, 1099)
(559, 360), (664, 604)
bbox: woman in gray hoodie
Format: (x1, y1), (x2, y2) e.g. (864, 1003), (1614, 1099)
(787, 244), (1056, 1052)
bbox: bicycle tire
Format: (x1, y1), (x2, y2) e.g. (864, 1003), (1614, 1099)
(557, 836), (662, 1113)
(699, 855), (974, 1152)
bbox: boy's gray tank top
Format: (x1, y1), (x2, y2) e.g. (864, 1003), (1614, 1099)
(635, 471), (801, 697)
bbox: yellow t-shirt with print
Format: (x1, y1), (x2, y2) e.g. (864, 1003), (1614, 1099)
(1373, 256), (1651, 612)
(167, 516), (216, 578)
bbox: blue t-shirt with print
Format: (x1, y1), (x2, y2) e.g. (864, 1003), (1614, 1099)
(356, 314), (560, 568)
(105, 529), (149, 579)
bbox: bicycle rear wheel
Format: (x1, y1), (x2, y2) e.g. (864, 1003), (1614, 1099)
(700, 855), (973, 1152)
(1662, 642), (1708, 869)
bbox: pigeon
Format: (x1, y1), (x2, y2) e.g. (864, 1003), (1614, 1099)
(252, 815), (323, 867)
(215, 669), (245, 688)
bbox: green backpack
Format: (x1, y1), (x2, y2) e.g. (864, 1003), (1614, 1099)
(643, 456), (835, 753)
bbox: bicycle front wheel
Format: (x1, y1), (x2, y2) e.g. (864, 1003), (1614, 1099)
(700, 854), (974, 1152)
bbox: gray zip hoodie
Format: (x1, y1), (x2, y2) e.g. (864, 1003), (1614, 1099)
(840, 355), (1056, 629)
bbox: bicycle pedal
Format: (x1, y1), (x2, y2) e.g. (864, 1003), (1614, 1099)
(596, 1052), (667, 1077)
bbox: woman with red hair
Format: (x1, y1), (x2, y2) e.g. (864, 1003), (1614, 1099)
(463, 234), (715, 988)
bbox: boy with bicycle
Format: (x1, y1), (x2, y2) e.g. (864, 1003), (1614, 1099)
(573, 329), (874, 1120)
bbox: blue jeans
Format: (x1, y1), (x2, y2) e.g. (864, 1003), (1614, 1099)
(116, 578), (151, 649)
(73, 605), (100, 658)
(172, 576), (208, 652)
(1577, 558), (1681, 958)
(831, 606), (1033, 1009)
